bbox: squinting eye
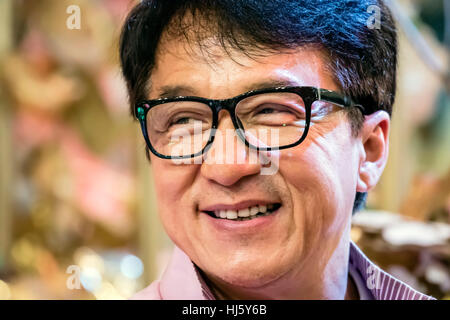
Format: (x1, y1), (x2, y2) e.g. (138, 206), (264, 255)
(258, 108), (276, 114)
(172, 117), (192, 125)
(256, 105), (294, 115)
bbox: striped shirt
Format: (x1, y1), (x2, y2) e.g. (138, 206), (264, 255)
(131, 241), (435, 300)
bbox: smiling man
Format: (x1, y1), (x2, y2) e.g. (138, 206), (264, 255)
(120, 0), (434, 300)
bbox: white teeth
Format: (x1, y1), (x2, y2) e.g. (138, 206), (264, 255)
(250, 206), (259, 216)
(212, 204), (278, 220)
(238, 208), (250, 217)
(226, 210), (238, 220)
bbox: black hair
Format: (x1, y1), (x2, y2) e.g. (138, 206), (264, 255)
(119, 0), (398, 214)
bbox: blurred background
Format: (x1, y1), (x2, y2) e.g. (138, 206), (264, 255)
(0, 0), (449, 300)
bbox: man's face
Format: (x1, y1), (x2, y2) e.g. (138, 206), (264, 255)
(148, 38), (362, 288)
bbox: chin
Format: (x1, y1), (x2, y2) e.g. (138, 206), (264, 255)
(208, 261), (289, 290)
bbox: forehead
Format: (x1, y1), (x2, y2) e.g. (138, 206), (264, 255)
(149, 36), (339, 99)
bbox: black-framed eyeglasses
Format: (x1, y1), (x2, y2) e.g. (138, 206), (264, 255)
(135, 86), (366, 159)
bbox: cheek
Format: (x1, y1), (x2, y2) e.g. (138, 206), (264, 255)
(279, 121), (357, 235)
(280, 151), (336, 244)
(151, 160), (177, 208)
(150, 159), (199, 232)
(151, 159), (198, 204)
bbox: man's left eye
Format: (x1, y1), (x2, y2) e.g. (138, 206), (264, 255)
(256, 105), (294, 115)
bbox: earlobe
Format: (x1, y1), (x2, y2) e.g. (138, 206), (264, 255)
(356, 111), (390, 193)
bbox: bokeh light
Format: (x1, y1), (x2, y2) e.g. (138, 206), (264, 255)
(120, 254), (143, 280)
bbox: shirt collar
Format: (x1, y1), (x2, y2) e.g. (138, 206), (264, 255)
(159, 245), (215, 299)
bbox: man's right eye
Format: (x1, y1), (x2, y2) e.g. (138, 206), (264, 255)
(166, 116), (208, 131)
(172, 117), (192, 125)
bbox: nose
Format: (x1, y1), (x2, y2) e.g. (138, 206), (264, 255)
(200, 112), (262, 186)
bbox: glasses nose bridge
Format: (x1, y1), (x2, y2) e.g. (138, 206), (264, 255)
(208, 97), (247, 146)
(209, 97), (241, 128)
(209, 97), (237, 116)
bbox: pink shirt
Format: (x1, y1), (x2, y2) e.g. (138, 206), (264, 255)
(131, 241), (435, 300)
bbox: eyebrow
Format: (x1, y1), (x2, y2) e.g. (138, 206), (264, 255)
(156, 85), (198, 99)
(243, 79), (301, 92)
(154, 78), (302, 99)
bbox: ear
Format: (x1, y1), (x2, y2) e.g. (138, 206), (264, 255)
(356, 111), (390, 192)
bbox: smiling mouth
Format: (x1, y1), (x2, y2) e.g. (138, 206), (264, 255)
(203, 203), (282, 221)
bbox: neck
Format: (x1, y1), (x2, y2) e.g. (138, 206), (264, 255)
(201, 235), (359, 300)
